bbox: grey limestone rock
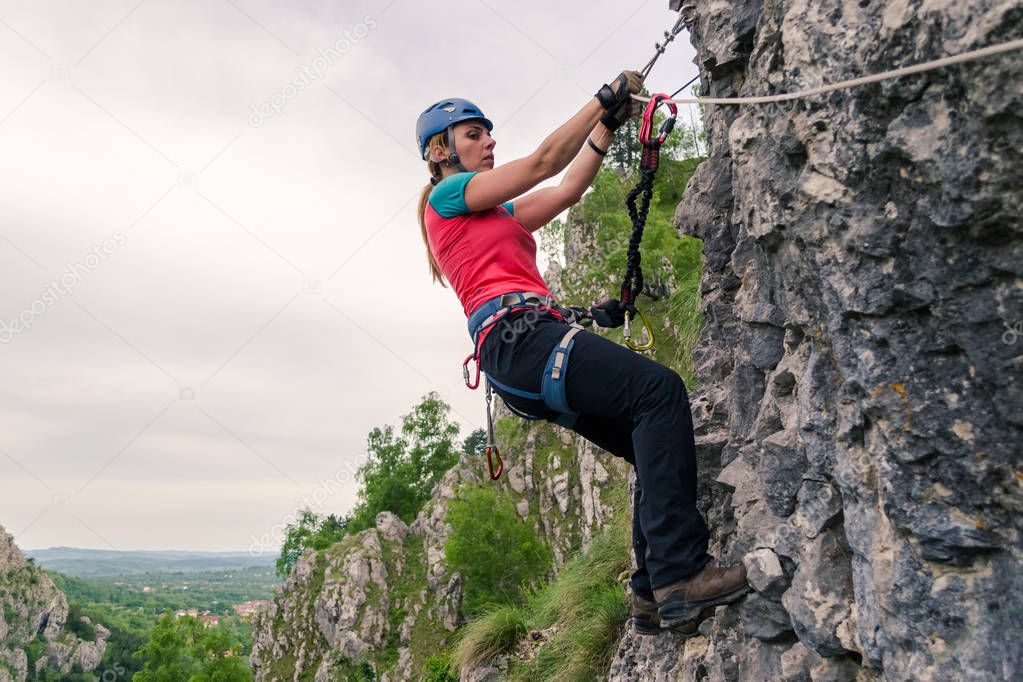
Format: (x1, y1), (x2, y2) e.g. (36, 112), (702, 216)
(609, 0), (1023, 679)
(251, 458), (486, 680)
(781, 530), (855, 657)
(374, 511), (408, 543)
(743, 547), (789, 598)
(740, 592), (794, 641)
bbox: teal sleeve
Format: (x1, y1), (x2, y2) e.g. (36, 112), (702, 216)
(502, 201), (514, 216)
(428, 172), (478, 218)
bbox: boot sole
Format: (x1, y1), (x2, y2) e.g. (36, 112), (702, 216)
(633, 608), (707, 637)
(632, 619), (662, 636)
(632, 619), (701, 638)
(658, 582), (751, 626)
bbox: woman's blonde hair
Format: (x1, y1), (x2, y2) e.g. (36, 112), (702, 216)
(418, 130), (451, 286)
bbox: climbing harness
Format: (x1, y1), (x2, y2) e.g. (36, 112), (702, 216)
(463, 292), (590, 478)
(618, 93), (678, 351)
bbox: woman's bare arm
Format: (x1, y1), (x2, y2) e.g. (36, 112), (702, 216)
(509, 123), (614, 232)
(462, 99), (605, 212)
(462, 71), (642, 212)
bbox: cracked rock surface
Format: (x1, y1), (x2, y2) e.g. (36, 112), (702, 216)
(608, 0), (1022, 680)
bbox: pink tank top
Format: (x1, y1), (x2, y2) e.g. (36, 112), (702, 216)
(425, 172), (552, 318)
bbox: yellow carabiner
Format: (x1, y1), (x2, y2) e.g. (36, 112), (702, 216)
(623, 307), (655, 351)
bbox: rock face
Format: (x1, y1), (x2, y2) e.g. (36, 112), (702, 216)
(249, 465), (476, 682)
(0, 525), (109, 681)
(610, 1), (1022, 680)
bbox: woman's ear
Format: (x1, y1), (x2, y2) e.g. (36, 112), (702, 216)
(429, 144), (448, 164)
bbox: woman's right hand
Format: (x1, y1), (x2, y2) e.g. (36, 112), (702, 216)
(600, 99), (643, 133)
(590, 299), (632, 328)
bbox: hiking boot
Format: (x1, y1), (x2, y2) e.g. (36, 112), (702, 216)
(630, 592), (661, 635)
(653, 560), (751, 626)
(630, 592), (699, 637)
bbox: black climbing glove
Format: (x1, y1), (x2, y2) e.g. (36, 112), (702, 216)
(589, 299), (630, 328)
(594, 70), (644, 111)
(600, 98), (643, 133)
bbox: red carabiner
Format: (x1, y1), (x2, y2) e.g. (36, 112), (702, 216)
(638, 93), (679, 147)
(486, 445), (503, 480)
(463, 353), (480, 389)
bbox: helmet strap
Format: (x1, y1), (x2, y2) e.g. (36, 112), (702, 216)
(446, 125), (468, 173)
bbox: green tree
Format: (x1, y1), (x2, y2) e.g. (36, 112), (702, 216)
(347, 392), (461, 532)
(275, 392), (463, 577)
(187, 622), (251, 682)
(461, 428), (487, 458)
(96, 617), (146, 679)
(132, 614), (195, 682)
(276, 509), (350, 578)
(132, 613), (250, 682)
(444, 486), (552, 616)
(400, 391), (462, 501)
(65, 603), (97, 640)
(606, 115), (643, 173)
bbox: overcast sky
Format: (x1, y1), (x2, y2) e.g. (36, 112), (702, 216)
(0, 0), (698, 552)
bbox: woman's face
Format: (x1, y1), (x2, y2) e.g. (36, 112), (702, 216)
(434, 120), (495, 172)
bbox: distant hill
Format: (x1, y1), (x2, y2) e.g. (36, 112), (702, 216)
(25, 546), (277, 577)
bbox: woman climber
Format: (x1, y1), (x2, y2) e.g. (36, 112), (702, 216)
(414, 71), (749, 635)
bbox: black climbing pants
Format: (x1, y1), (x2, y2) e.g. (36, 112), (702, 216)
(478, 309), (711, 597)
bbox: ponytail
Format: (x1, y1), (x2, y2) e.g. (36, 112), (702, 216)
(418, 131), (451, 287)
(418, 182), (446, 286)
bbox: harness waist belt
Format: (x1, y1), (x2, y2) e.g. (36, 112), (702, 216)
(466, 291), (552, 340)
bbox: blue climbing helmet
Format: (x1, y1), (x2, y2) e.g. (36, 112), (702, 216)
(416, 98), (493, 161)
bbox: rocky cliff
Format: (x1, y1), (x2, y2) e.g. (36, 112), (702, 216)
(0, 526), (109, 681)
(607, 1), (1022, 680)
(249, 424), (629, 681)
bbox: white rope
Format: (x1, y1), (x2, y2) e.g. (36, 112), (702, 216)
(633, 37), (1023, 106)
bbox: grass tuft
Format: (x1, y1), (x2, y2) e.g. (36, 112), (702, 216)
(454, 497), (633, 681)
(452, 602), (528, 671)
